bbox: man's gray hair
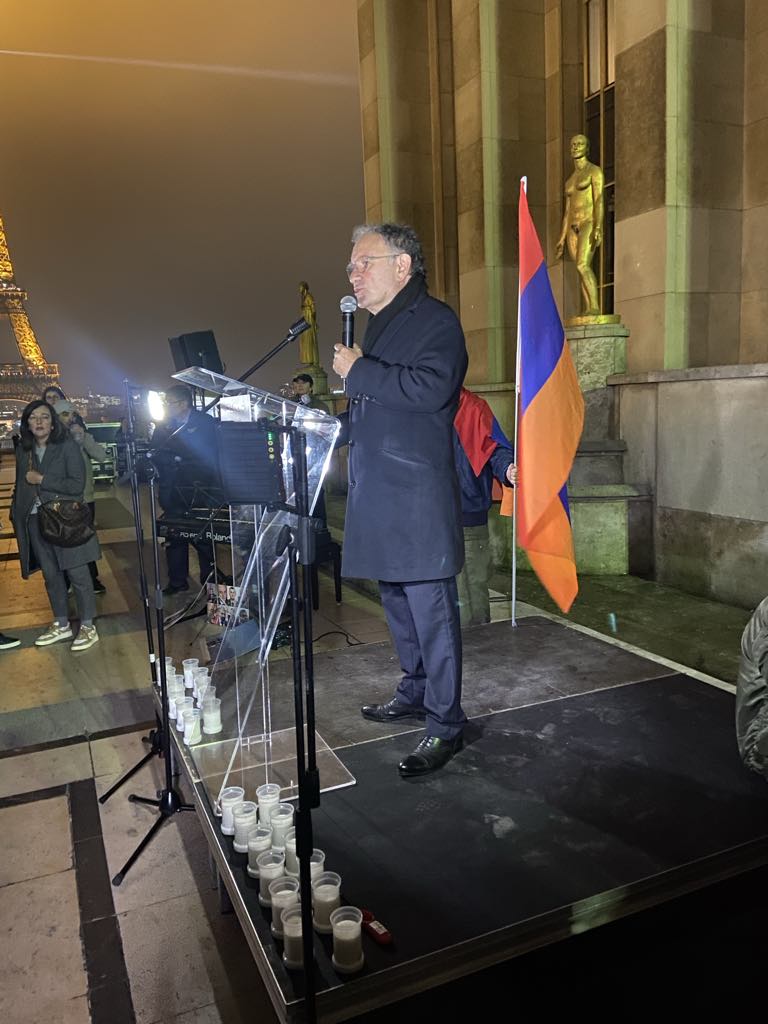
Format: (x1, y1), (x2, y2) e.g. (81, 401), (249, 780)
(351, 223), (426, 280)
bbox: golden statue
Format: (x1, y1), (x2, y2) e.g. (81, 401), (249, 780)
(298, 281), (319, 366)
(556, 134), (605, 319)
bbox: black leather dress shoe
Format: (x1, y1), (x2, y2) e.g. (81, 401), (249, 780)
(398, 734), (463, 777)
(361, 697), (426, 722)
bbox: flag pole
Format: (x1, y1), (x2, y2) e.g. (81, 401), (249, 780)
(511, 176), (526, 627)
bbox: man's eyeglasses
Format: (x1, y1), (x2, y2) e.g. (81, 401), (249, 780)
(345, 253), (398, 277)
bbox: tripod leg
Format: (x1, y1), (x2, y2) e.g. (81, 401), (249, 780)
(112, 813), (168, 886)
(98, 746), (158, 805)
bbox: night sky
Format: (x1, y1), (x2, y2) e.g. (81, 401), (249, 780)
(0, 0), (364, 398)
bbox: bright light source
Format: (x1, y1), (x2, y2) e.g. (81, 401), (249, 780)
(147, 390), (165, 421)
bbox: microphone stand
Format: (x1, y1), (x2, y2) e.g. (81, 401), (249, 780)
(202, 318), (309, 414)
(99, 380), (164, 805)
(275, 425), (319, 1024)
(110, 460), (195, 885)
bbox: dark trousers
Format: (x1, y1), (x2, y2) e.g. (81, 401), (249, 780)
(29, 515), (96, 624)
(166, 536), (214, 588)
(379, 577), (466, 740)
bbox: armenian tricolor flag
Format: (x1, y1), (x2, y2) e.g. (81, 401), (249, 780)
(514, 181), (584, 613)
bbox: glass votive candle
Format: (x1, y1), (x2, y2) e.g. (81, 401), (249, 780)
(269, 878), (300, 937)
(196, 683), (215, 709)
(232, 801), (259, 853)
(312, 871), (341, 933)
(167, 685), (185, 718)
(175, 696), (194, 731)
(219, 786), (245, 835)
(284, 828), (298, 875)
(202, 697), (222, 734)
(182, 707), (202, 745)
(270, 803), (295, 850)
(246, 825), (273, 877)
(256, 850), (285, 906)
(310, 849), (326, 880)
(192, 667), (209, 699)
(182, 658), (199, 689)
(330, 906), (364, 974)
(256, 783), (281, 826)
(282, 906), (304, 970)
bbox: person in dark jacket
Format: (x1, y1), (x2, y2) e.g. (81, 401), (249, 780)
(11, 400), (100, 651)
(151, 384), (219, 595)
(333, 223), (468, 777)
(453, 387), (516, 627)
(736, 595), (768, 779)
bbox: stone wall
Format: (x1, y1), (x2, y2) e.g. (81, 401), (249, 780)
(611, 363), (768, 608)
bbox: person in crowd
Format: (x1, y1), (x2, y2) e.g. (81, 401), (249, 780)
(42, 384), (67, 407)
(67, 413), (108, 593)
(332, 222), (467, 778)
(11, 401), (100, 651)
(453, 388), (517, 627)
(736, 595), (768, 780)
(151, 384), (218, 595)
(291, 373), (330, 413)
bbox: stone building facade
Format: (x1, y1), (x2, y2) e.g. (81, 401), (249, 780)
(353, 0), (768, 608)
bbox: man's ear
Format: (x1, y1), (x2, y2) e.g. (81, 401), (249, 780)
(396, 252), (412, 281)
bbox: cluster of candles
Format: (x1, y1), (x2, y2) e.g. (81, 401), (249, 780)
(218, 782), (365, 974)
(163, 658), (223, 743)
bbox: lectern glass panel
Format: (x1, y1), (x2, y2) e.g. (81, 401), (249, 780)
(170, 367), (354, 811)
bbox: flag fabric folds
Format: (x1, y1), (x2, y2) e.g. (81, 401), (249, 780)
(513, 181), (584, 613)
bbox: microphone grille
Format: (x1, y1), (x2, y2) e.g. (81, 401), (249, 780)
(340, 294), (358, 314)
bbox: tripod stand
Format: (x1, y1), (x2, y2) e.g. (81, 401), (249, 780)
(111, 460), (194, 886)
(99, 381), (164, 806)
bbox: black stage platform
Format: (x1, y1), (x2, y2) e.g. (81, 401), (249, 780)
(181, 617), (768, 1022)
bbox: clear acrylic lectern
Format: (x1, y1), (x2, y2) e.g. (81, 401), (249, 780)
(171, 367), (354, 813)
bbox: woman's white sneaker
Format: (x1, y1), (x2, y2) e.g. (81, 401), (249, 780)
(71, 625), (99, 652)
(35, 623), (74, 647)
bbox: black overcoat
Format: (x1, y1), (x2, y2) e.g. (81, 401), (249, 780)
(11, 438), (102, 577)
(339, 287), (468, 582)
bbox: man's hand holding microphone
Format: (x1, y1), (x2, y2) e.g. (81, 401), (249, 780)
(333, 295), (361, 381)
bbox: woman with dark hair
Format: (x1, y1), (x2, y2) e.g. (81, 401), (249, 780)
(42, 384), (67, 407)
(11, 400), (100, 651)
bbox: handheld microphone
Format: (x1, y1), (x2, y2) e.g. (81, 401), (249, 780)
(340, 295), (357, 348)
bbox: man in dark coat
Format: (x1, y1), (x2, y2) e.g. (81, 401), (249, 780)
(333, 223), (468, 777)
(151, 385), (219, 595)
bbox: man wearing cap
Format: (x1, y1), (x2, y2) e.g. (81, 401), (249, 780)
(291, 373), (330, 413)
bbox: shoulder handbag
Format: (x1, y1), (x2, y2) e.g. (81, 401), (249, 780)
(30, 452), (95, 548)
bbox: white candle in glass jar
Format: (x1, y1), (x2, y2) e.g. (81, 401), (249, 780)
(330, 907), (364, 973)
(282, 906), (304, 969)
(270, 803), (295, 850)
(219, 786), (244, 835)
(232, 801), (258, 852)
(256, 850), (285, 905)
(175, 696), (194, 731)
(312, 871), (341, 933)
(269, 878), (300, 937)
(202, 696), (222, 734)
(182, 658), (199, 689)
(182, 708), (202, 745)
(246, 826), (273, 877)
(256, 783), (281, 826)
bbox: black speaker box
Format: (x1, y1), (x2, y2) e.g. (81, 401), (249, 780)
(169, 330), (224, 374)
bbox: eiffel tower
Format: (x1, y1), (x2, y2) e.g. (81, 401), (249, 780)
(0, 212), (59, 400)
